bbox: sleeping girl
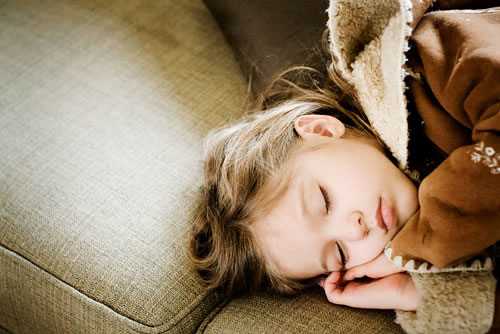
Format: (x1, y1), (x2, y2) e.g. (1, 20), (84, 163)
(188, 0), (500, 332)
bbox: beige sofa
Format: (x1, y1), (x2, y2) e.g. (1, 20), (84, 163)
(0, 0), (403, 333)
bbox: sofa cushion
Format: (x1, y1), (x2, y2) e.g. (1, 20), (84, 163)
(203, 0), (328, 97)
(0, 0), (247, 332)
(201, 289), (404, 333)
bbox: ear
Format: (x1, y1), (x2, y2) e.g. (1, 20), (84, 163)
(294, 115), (345, 140)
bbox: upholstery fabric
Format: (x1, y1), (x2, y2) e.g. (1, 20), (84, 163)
(1, 0), (409, 333)
(202, 289), (404, 334)
(0, 0), (247, 332)
(1, 247), (223, 333)
(203, 0), (329, 98)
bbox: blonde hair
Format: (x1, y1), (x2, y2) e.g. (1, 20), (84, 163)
(187, 32), (383, 296)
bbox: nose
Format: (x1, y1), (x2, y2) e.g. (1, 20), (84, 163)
(342, 211), (368, 241)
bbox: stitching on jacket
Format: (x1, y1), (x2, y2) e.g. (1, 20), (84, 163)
(384, 244), (494, 273)
(470, 141), (500, 175)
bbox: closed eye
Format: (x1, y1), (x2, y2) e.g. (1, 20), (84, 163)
(337, 242), (346, 266)
(319, 185), (331, 214)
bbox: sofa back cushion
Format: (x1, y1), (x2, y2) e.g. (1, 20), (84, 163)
(203, 0), (328, 97)
(0, 0), (246, 332)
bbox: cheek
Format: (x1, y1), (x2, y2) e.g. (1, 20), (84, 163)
(347, 235), (388, 268)
(393, 171), (419, 222)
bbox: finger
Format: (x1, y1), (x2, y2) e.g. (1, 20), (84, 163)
(344, 253), (404, 281)
(343, 264), (369, 281)
(325, 280), (378, 307)
(324, 271), (341, 285)
(324, 284), (345, 303)
(317, 271), (340, 289)
(323, 271), (342, 295)
(326, 274), (412, 310)
(343, 268), (361, 281)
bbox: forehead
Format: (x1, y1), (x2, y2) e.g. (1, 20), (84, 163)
(253, 176), (301, 235)
(250, 171), (322, 279)
(251, 143), (326, 248)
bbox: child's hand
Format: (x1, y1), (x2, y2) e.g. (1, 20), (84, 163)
(319, 271), (418, 311)
(343, 252), (404, 281)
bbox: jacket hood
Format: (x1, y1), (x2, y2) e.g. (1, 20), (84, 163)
(327, 0), (434, 170)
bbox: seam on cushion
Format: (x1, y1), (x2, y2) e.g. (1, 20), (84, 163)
(0, 324), (14, 334)
(0, 244), (157, 332)
(195, 297), (231, 334)
(0, 244), (219, 333)
(162, 290), (225, 333)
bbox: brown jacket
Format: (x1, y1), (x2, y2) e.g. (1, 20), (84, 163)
(391, 0), (500, 271)
(328, 0), (499, 333)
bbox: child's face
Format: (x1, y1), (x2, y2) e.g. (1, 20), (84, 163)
(251, 116), (419, 280)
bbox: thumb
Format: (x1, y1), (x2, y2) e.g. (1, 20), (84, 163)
(345, 253), (403, 281)
(344, 261), (372, 281)
(318, 271), (341, 288)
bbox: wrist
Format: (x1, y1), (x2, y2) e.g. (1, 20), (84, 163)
(398, 274), (418, 312)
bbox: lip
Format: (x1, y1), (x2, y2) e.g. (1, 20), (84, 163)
(376, 197), (396, 232)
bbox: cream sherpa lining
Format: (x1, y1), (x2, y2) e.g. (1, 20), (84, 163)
(396, 271), (496, 334)
(384, 244), (494, 273)
(328, 0), (414, 170)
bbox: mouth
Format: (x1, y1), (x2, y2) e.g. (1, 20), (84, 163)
(376, 197), (396, 232)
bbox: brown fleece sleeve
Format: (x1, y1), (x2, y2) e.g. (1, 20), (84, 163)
(388, 8), (500, 268)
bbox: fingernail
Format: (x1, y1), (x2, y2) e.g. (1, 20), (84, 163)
(317, 278), (325, 287)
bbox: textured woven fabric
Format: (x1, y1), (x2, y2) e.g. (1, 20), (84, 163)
(0, 0), (409, 333)
(201, 289), (404, 334)
(0, 0), (246, 332)
(1, 247), (166, 333)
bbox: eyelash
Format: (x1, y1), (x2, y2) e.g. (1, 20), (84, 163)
(319, 185), (344, 268)
(319, 185), (331, 214)
(337, 242), (346, 266)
